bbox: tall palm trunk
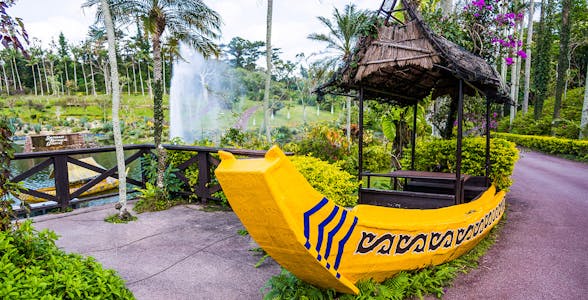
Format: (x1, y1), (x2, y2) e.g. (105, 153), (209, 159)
(42, 56), (50, 94)
(80, 58), (89, 95)
(9, 57), (16, 91)
(49, 61), (57, 96)
(102, 61), (110, 95)
(89, 59), (97, 96)
(262, 0), (273, 143)
(126, 65), (131, 95)
(12, 55), (22, 91)
(152, 32), (166, 189)
(60, 74), (65, 95)
(73, 56), (78, 89)
(132, 60), (138, 94)
(138, 59), (145, 96)
(101, 0), (129, 219)
(31, 65), (37, 95)
(37, 63), (44, 96)
(522, 0), (534, 115)
(1, 63), (9, 95)
(64, 59), (70, 95)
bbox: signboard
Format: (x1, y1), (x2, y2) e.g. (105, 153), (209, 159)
(24, 133), (86, 152)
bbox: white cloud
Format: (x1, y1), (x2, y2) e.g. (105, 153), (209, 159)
(12, 0), (374, 59)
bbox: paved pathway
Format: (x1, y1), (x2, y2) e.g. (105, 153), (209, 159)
(32, 204), (280, 300)
(234, 106), (259, 130)
(442, 150), (588, 299)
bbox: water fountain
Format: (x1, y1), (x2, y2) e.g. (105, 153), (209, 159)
(170, 45), (235, 144)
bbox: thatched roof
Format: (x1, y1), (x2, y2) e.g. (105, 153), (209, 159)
(318, 0), (510, 105)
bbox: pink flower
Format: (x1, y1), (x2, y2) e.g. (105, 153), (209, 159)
(472, 0), (485, 9)
(505, 57), (514, 65)
(517, 50), (527, 59)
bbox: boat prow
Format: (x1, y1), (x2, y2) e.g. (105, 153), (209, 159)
(215, 146), (505, 294)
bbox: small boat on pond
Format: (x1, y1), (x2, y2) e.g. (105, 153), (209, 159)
(19, 157), (118, 203)
(215, 147), (505, 294)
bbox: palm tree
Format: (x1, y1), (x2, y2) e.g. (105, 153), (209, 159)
(100, 0), (131, 220)
(308, 4), (372, 146)
(262, 0), (273, 143)
(83, 0), (221, 189)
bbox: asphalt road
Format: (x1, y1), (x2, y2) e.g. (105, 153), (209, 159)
(441, 150), (588, 299)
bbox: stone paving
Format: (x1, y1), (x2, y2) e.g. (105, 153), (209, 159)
(32, 203), (280, 300)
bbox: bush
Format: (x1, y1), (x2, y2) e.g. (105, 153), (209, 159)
(499, 87), (585, 139)
(404, 138), (519, 190)
(336, 144), (392, 175)
(290, 155), (360, 207)
(295, 124), (351, 163)
(0, 221), (134, 299)
(494, 132), (588, 162)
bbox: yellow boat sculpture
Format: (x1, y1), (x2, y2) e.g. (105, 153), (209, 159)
(215, 146), (505, 295)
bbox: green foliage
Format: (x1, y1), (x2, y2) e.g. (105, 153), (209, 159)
(263, 213), (506, 299)
(295, 123), (351, 163)
(0, 220), (134, 299)
(133, 182), (173, 213)
(501, 87), (586, 138)
(289, 155), (359, 207)
(404, 138), (519, 190)
(0, 117), (21, 231)
(494, 132), (588, 162)
(220, 127), (269, 150)
(262, 269), (337, 300)
(104, 213), (138, 224)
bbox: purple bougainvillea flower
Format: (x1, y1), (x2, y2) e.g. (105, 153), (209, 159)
(517, 50), (527, 58)
(472, 0), (485, 9)
(505, 57), (514, 65)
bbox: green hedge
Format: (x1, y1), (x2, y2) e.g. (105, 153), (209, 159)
(405, 138), (519, 190)
(0, 221), (134, 299)
(290, 156), (360, 207)
(494, 132), (588, 162)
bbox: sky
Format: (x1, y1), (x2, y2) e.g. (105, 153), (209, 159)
(11, 0), (375, 61)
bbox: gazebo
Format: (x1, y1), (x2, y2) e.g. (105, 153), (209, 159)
(317, 0), (511, 208)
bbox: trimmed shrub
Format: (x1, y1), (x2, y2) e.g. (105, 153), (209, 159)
(290, 156), (360, 207)
(0, 221), (134, 299)
(404, 138), (519, 190)
(494, 132), (588, 162)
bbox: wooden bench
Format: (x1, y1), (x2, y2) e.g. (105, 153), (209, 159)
(404, 180), (487, 202)
(359, 188), (455, 209)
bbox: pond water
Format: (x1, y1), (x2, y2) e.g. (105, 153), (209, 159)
(9, 141), (143, 209)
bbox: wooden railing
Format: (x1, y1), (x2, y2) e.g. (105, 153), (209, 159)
(11, 144), (267, 213)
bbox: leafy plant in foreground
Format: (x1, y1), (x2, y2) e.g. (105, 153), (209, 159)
(0, 220), (135, 299)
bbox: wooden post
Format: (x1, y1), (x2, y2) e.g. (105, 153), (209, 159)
(455, 80), (464, 204)
(411, 102), (417, 170)
(53, 155), (70, 210)
(196, 151), (211, 204)
(485, 96), (491, 185)
(358, 88), (365, 182)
